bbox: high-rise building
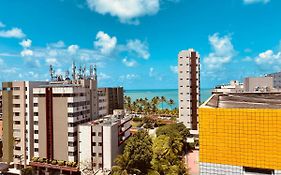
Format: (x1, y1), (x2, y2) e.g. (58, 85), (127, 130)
(244, 77), (274, 92)
(98, 87), (124, 117)
(2, 81), (48, 167)
(200, 93), (281, 175)
(33, 78), (98, 163)
(78, 110), (131, 173)
(178, 49), (200, 131)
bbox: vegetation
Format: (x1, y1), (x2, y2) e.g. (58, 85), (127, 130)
(31, 157), (77, 167)
(21, 166), (33, 175)
(113, 124), (190, 175)
(112, 130), (153, 175)
(124, 96), (178, 116)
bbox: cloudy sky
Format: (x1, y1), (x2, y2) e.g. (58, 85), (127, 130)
(0, 0), (280, 89)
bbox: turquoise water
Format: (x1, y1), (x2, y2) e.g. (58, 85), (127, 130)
(124, 89), (212, 109)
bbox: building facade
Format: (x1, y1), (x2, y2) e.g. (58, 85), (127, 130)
(2, 81), (48, 167)
(200, 93), (281, 175)
(267, 72), (281, 89)
(78, 111), (131, 172)
(33, 79), (98, 163)
(178, 49), (200, 130)
(244, 77), (273, 92)
(98, 87), (124, 117)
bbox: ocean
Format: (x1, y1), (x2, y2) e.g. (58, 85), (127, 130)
(124, 88), (212, 109)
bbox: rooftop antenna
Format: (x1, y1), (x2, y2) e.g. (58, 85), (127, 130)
(65, 70), (70, 80)
(78, 65), (82, 79)
(94, 64), (97, 80)
(83, 65), (86, 78)
(72, 61), (76, 80)
(49, 65), (54, 81)
(90, 65), (93, 78)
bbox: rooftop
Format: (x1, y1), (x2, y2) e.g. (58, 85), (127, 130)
(202, 92), (281, 109)
(82, 114), (131, 126)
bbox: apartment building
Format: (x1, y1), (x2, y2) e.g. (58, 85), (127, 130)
(2, 81), (48, 167)
(212, 80), (244, 94)
(178, 49), (200, 131)
(267, 72), (281, 89)
(200, 93), (281, 175)
(78, 110), (131, 172)
(33, 78), (98, 163)
(98, 87), (124, 117)
(244, 76), (274, 92)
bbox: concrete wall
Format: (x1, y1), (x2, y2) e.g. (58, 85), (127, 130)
(53, 97), (68, 161)
(38, 97), (47, 158)
(244, 77), (273, 92)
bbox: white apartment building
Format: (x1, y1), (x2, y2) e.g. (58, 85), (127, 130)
(178, 49), (200, 131)
(78, 111), (131, 173)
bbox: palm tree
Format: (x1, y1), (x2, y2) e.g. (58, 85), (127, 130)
(167, 99), (175, 110)
(160, 96), (166, 110)
(112, 155), (141, 175)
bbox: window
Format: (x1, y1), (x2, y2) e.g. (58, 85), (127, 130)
(14, 121), (20, 125)
(92, 132), (96, 136)
(13, 104), (20, 108)
(92, 153), (96, 156)
(92, 142), (96, 146)
(13, 87), (20, 91)
(15, 146), (21, 151)
(34, 139), (39, 143)
(98, 132), (102, 137)
(34, 121), (38, 125)
(13, 95), (20, 99)
(35, 148), (39, 152)
(35, 130), (38, 134)
(14, 112), (20, 116)
(98, 142), (102, 146)
(34, 103), (38, 107)
(34, 112), (38, 116)
(98, 153), (102, 157)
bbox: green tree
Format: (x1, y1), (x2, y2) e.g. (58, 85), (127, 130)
(160, 96), (166, 110)
(167, 99), (175, 110)
(113, 130), (153, 175)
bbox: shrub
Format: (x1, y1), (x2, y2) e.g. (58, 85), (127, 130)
(32, 157), (39, 162)
(66, 161), (72, 166)
(72, 162), (77, 167)
(38, 158), (44, 163)
(51, 160), (57, 165)
(57, 160), (65, 166)
(21, 166), (33, 175)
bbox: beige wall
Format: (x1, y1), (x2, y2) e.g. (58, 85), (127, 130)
(2, 82), (13, 163)
(244, 77), (273, 92)
(38, 97), (47, 158)
(53, 97), (68, 161)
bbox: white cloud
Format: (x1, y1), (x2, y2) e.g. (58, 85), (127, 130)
(149, 67), (154, 77)
(120, 74), (139, 80)
(0, 22), (5, 28)
(0, 58), (4, 65)
(203, 33), (235, 70)
(243, 0), (270, 4)
(86, 0), (160, 24)
(122, 58), (137, 67)
(94, 31), (117, 55)
(126, 39), (150, 59)
(0, 27), (25, 38)
(255, 50), (281, 71)
(68, 44), (79, 54)
(19, 39), (32, 48)
(46, 58), (58, 65)
(98, 72), (111, 80)
(170, 65), (178, 74)
(20, 49), (33, 57)
(48, 40), (65, 48)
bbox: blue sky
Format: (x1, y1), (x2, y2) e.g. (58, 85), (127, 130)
(0, 0), (280, 89)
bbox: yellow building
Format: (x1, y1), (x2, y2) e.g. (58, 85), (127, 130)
(200, 93), (281, 175)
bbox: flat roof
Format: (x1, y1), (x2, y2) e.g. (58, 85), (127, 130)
(203, 93), (281, 109)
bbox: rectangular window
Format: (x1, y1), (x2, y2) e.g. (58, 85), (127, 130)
(98, 132), (102, 137)
(14, 112), (20, 116)
(34, 103), (38, 107)
(98, 142), (102, 146)
(13, 104), (20, 108)
(35, 148), (39, 152)
(34, 130), (39, 134)
(98, 153), (102, 157)
(34, 139), (39, 143)
(13, 87), (20, 91)
(34, 112), (38, 116)
(34, 121), (38, 125)
(13, 95), (20, 99)
(14, 121), (20, 125)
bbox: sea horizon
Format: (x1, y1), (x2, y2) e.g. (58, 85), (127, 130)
(124, 88), (212, 109)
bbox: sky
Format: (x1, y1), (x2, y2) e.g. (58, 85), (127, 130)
(0, 0), (281, 89)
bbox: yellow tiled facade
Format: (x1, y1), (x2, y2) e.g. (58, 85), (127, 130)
(199, 108), (281, 170)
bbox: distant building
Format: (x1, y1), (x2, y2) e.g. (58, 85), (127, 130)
(78, 110), (131, 172)
(244, 76), (273, 92)
(200, 93), (281, 174)
(178, 49), (200, 131)
(2, 81), (48, 167)
(267, 72), (281, 89)
(212, 80), (244, 94)
(98, 87), (124, 117)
